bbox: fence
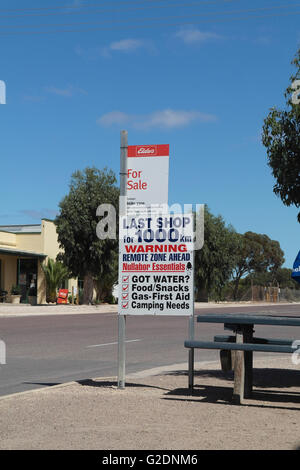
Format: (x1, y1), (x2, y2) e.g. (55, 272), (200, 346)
(224, 286), (300, 303)
(278, 288), (300, 303)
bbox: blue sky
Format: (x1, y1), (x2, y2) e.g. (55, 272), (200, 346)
(0, 0), (299, 267)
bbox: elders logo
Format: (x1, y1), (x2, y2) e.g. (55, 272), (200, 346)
(137, 145), (157, 156)
(128, 144), (169, 158)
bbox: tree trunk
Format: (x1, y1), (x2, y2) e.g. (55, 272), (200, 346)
(83, 272), (94, 305)
(46, 288), (57, 304)
(233, 276), (241, 300)
(95, 280), (103, 302)
(95, 279), (113, 303)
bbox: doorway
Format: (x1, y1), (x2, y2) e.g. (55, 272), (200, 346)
(17, 258), (38, 303)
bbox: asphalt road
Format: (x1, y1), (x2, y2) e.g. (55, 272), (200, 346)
(1, 303), (300, 397)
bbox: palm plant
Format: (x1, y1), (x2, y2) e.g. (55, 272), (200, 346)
(42, 258), (69, 303)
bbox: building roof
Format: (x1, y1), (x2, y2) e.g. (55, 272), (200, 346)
(0, 247), (46, 258)
(0, 224), (42, 234)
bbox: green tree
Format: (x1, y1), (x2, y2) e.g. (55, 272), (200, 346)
(94, 245), (118, 303)
(273, 267), (300, 289)
(42, 258), (69, 303)
(55, 167), (119, 304)
(231, 232), (285, 299)
(262, 48), (300, 222)
(194, 207), (238, 300)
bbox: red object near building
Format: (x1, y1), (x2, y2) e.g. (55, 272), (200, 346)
(57, 289), (69, 304)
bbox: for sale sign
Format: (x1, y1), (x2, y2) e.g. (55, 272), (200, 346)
(126, 144), (169, 213)
(118, 213), (194, 316)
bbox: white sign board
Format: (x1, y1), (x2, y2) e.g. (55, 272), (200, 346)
(126, 144), (169, 214)
(118, 214), (194, 316)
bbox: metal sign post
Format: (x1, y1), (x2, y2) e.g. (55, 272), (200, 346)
(118, 130), (128, 389)
(188, 244), (195, 389)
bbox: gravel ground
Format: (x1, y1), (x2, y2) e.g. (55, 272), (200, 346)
(0, 356), (300, 450)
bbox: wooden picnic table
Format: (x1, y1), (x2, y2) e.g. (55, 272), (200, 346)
(185, 313), (300, 404)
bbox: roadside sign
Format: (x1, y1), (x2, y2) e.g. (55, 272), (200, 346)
(126, 144), (169, 213)
(118, 213), (194, 316)
(292, 250), (300, 284)
(118, 132), (197, 388)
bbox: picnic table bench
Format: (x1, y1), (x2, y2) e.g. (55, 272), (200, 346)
(184, 313), (300, 404)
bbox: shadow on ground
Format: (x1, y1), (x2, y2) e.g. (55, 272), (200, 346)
(163, 368), (300, 410)
(28, 368), (299, 411)
(167, 367), (300, 389)
(77, 378), (169, 392)
(75, 368), (300, 410)
(24, 382), (61, 387)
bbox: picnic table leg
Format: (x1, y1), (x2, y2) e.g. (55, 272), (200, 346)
(232, 331), (245, 404)
(188, 348), (194, 391)
(232, 326), (254, 404)
(243, 325), (253, 399)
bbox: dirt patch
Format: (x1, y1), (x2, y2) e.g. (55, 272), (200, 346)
(0, 357), (300, 450)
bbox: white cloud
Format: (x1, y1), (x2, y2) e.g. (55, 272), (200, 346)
(45, 85), (87, 97)
(65, 0), (84, 9)
(139, 109), (216, 129)
(98, 111), (130, 127)
(175, 27), (222, 45)
(76, 38), (153, 60)
(45, 86), (72, 97)
(23, 95), (45, 103)
(74, 45), (102, 60)
(253, 35), (272, 45)
(109, 39), (144, 52)
(101, 38), (150, 57)
(98, 109), (217, 130)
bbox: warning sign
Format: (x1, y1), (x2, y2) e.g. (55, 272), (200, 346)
(118, 214), (194, 316)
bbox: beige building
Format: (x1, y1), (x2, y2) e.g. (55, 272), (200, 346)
(0, 219), (77, 304)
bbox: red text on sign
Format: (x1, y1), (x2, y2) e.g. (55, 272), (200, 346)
(127, 169), (148, 190)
